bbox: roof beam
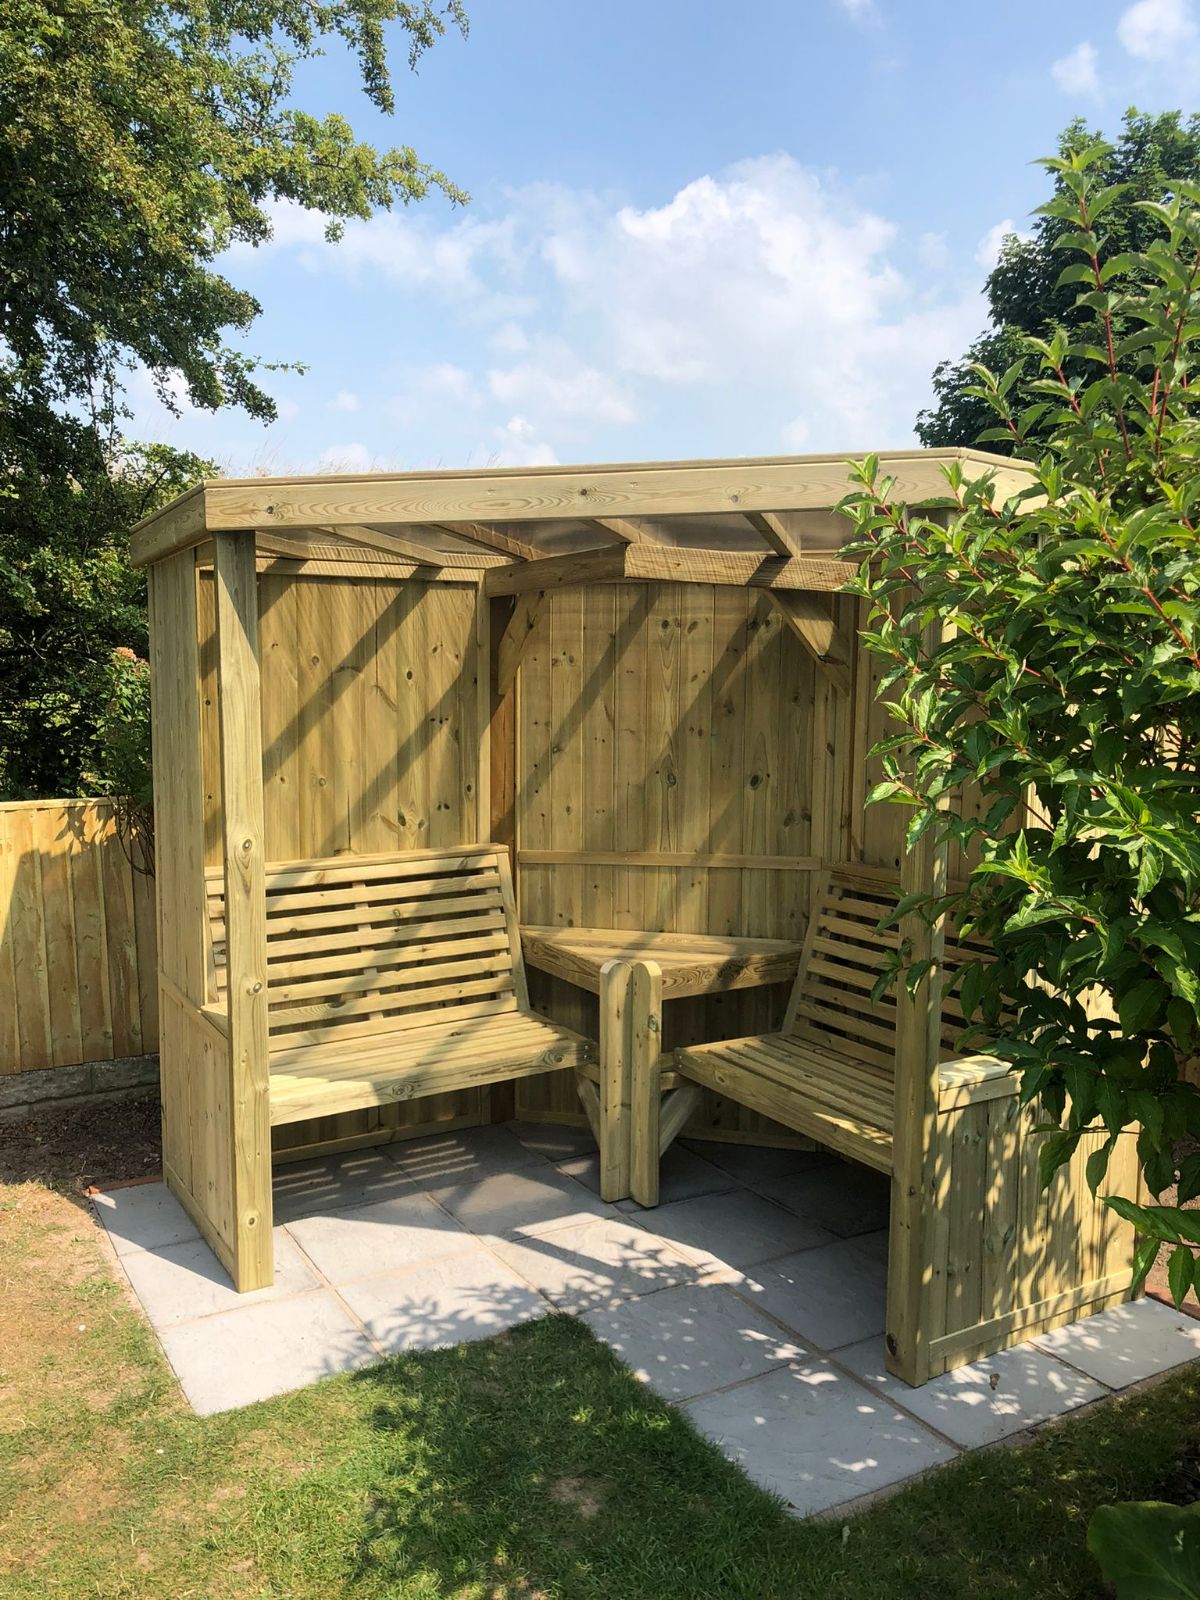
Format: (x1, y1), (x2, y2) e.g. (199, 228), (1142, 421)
(622, 545), (858, 591)
(484, 542), (858, 596)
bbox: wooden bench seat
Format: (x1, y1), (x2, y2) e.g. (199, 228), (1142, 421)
(206, 844), (595, 1127)
(640, 867), (1018, 1201)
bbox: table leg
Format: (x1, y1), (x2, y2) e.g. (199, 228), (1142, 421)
(629, 961), (664, 1207)
(599, 959), (633, 1202)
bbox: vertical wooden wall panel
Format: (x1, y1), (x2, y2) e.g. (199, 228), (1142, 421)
(150, 551), (209, 1005)
(515, 582), (848, 1136)
(0, 799), (158, 1075)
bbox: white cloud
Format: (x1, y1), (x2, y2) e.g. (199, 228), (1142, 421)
(487, 340), (637, 425)
(330, 389), (359, 412)
(488, 417), (559, 467)
(140, 154), (992, 466)
(239, 198), (534, 322)
(315, 442), (373, 472)
(975, 218), (1028, 271)
(526, 155), (980, 447)
(1117, 0), (1197, 59)
(1052, 41), (1101, 95)
(834, 0), (879, 23)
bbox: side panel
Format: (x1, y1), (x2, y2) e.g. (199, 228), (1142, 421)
(150, 551), (239, 1273)
(923, 1090), (1137, 1377)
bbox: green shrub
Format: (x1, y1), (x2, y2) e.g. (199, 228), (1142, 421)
(843, 139), (1200, 1299)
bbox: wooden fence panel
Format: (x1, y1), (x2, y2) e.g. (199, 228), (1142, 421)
(0, 799), (158, 1075)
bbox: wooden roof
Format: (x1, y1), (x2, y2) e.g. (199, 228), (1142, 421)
(130, 447), (1035, 591)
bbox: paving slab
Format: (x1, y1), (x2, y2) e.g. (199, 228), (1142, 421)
(568, 1144), (737, 1208)
(582, 1281), (804, 1401)
(287, 1191), (476, 1283)
(1032, 1298), (1200, 1388)
(338, 1247), (547, 1352)
(92, 1183), (201, 1257)
(839, 1337), (1107, 1447)
(509, 1120), (598, 1163)
(272, 1150), (423, 1223)
(639, 1188), (836, 1275)
(687, 1361), (957, 1517)
(736, 1237), (888, 1349)
(157, 1290), (376, 1415)
(755, 1163), (891, 1238)
(383, 1124), (548, 1187)
(119, 1231), (317, 1327)
(682, 1139), (834, 1186)
(491, 1217), (695, 1311)
(430, 1165), (615, 1238)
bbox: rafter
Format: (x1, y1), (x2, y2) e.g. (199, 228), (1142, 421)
(320, 524), (506, 568)
(587, 516), (646, 544)
(428, 521), (538, 562)
(743, 511), (804, 557)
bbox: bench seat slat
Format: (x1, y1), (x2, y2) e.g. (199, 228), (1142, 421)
(268, 1013), (591, 1124)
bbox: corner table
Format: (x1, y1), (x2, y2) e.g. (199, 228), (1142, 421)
(519, 926), (804, 1203)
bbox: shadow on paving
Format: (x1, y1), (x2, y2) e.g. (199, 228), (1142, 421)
(346, 1312), (809, 1600)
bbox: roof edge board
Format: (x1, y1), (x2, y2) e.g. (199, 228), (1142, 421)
(130, 448), (1037, 568)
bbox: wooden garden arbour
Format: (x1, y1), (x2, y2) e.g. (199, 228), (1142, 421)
(132, 448), (1139, 1387)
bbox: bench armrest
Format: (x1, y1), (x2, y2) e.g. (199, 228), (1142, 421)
(937, 1053), (1021, 1110)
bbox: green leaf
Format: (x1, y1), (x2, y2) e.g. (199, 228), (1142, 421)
(1088, 1501), (1200, 1600)
(1118, 981), (1168, 1036)
(1167, 1244), (1195, 1308)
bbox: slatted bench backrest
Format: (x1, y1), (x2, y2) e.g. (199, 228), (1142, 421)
(206, 845), (528, 1050)
(783, 869), (1009, 1071)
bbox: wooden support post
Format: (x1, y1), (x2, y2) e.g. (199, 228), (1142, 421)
(628, 961), (664, 1207)
(885, 623), (949, 1384)
(213, 532), (274, 1291)
(599, 959), (635, 1201)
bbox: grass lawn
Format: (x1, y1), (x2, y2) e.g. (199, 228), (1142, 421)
(3, 1178), (1200, 1599)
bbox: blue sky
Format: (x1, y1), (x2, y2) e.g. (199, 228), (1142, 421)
(130, 0), (1200, 473)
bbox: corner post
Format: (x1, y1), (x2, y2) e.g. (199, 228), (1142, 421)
(213, 531), (273, 1290)
(885, 620), (949, 1386)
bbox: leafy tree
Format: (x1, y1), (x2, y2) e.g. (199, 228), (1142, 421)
(844, 140), (1200, 1300)
(0, 442), (213, 797)
(0, 0), (467, 796)
(917, 110), (1200, 451)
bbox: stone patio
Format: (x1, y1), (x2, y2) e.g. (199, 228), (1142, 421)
(93, 1121), (1200, 1519)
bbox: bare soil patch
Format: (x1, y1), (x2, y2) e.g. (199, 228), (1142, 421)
(0, 1091), (161, 1192)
